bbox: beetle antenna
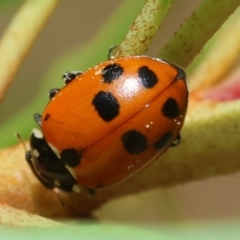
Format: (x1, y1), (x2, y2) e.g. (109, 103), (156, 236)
(15, 132), (27, 152)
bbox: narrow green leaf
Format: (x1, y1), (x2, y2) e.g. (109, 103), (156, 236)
(159, 0), (239, 67)
(114, 0), (173, 57)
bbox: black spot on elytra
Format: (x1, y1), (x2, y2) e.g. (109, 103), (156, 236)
(138, 66), (158, 88)
(162, 97), (180, 119)
(102, 63), (124, 83)
(60, 148), (81, 167)
(154, 131), (173, 150)
(121, 130), (148, 154)
(43, 114), (50, 121)
(92, 91), (120, 122)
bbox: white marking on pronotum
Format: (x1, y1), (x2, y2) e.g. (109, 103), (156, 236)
(32, 149), (40, 158)
(32, 128), (43, 139)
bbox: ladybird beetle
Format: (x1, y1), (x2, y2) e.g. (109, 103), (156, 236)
(25, 51), (188, 194)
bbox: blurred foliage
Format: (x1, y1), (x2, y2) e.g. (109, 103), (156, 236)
(0, 0), (145, 147)
(0, 0), (23, 9)
(1, 221), (240, 239)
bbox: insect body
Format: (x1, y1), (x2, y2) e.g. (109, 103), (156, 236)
(26, 55), (188, 194)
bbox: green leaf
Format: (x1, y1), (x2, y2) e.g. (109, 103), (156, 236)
(158, 0), (239, 67)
